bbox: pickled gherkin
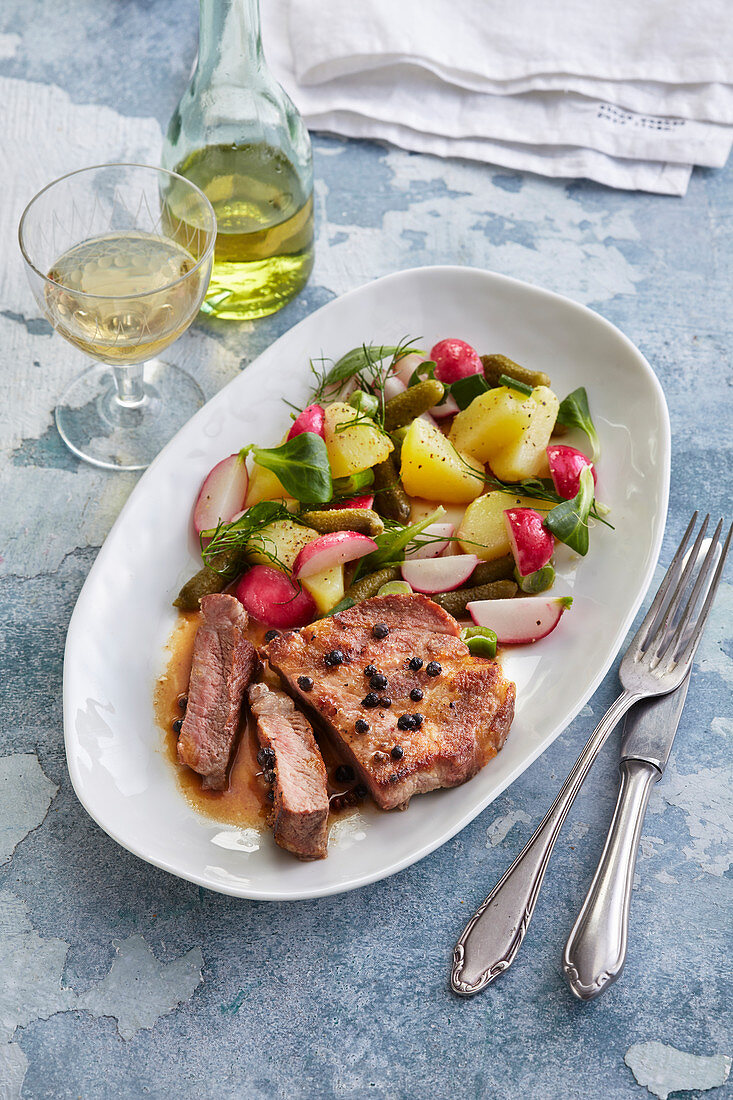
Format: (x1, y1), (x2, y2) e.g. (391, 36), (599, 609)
(430, 579), (517, 616)
(173, 550), (245, 610)
(481, 354), (550, 391)
(372, 457), (411, 523)
(384, 378), (444, 431)
(301, 507), (385, 537)
(345, 566), (401, 602)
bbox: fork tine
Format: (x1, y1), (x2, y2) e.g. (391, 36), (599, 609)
(656, 519), (723, 662)
(635, 512), (699, 653)
(673, 520), (732, 670)
(643, 514), (709, 657)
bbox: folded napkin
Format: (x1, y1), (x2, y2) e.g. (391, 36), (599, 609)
(261, 0), (733, 194)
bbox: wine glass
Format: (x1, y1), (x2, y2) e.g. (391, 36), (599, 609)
(19, 163), (217, 471)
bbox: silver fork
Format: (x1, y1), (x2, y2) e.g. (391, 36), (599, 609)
(451, 512), (732, 997)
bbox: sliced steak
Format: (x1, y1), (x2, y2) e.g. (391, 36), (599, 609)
(248, 682), (329, 860)
(177, 593), (257, 789)
(264, 594), (515, 811)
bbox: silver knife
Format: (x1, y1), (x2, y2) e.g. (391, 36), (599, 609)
(562, 672), (691, 1000)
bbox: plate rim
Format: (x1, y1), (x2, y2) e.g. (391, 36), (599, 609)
(63, 264), (671, 901)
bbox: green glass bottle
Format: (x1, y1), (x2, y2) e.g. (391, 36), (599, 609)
(162, 0), (314, 320)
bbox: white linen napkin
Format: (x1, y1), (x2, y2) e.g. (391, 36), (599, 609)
(260, 0), (732, 194)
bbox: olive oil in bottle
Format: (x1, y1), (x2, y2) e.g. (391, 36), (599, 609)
(175, 143), (314, 321)
(162, 0), (314, 321)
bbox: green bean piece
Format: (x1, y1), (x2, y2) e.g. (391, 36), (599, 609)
(377, 580), (413, 597)
(460, 625), (498, 659)
(173, 550), (245, 610)
(430, 579), (518, 617)
(515, 563), (555, 593)
(372, 457), (412, 523)
(349, 389), (379, 418)
(345, 566), (401, 602)
(301, 508), (384, 537)
(383, 378), (445, 430)
(481, 354), (551, 391)
(470, 555), (516, 585)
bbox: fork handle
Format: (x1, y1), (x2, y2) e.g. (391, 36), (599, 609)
(562, 757), (659, 1000)
(451, 689), (641, 996)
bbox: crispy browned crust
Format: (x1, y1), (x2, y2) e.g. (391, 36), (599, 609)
(264, 594), (515, 810)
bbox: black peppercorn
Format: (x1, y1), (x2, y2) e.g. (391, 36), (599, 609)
(264, 629), (279, 642)
(364, 664), (378, 677)
(397, 714), (416, 731)
(262, 768), (275, 785)
(408, 656), (423, 671)
(362, 692), (380, 708)
(412, 713), (424, 728)
(426, 661), (442, 676)
(334, 764), (355, 783)
(390, 745), (404, 760)
(177, 695), (188, 710)
(369, 672), (388, 691)
(410, 687), (424, 702)
(378, 697), (392, 708)
(256, 747), (275, 767)
(297, 675), (314, 692)
(355, 718), (370, 734)
(266, 789), (274, 802)
(325, 649), (346, 667)
(172, 718), (183, 734)
(372, 623), (389, 639)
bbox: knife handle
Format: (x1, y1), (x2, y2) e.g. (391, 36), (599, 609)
(562, 758), (659, 1000)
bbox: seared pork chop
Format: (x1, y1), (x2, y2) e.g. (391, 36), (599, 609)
(177, 594), (257, 789)
(264, 594), (515, 810)
(248, 682), (329, 860)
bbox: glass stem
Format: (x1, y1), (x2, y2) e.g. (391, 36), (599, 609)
(113, 364), (146, 407)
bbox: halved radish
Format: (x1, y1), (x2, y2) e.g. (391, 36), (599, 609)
(401, 553), (478, 593)
(405, 522), (455, 559)
(287, 404), (326, 441)
(393, 351), (426, 387)
(194, 453), (249, 535)
(234, 565), (316, 628)
(292, 531), (378, 579)
(383, 374), (407, 401)
(343, 494), (375, 510)
(467, 595), (573, 644)
(546, 444), (596, 499)
(504, 508), (554, 577)
(430, 338), (483, 384)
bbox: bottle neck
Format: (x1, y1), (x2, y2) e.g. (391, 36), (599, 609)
(198, 0), (264, 78)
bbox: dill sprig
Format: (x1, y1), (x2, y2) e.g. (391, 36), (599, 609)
(201, 501), (304, 569)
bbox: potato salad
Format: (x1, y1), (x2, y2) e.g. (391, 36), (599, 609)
(175, 339), (610, 651)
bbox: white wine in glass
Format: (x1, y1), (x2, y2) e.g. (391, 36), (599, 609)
(19, 164), (217, 471)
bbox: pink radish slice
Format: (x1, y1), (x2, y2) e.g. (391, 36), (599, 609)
(429, 393), (460, 419)
(401, 553), (478, 593)
(194, 453), (249, 535)
(546, 444), (596, 499)
(343, 494), (374, 510)
(292, 531), (378, 579)
(430, 338), (483, 384)
(468, 595), (573, 644)
(393, 352), (426, 387)
(405, 522), (455, 560)
(504, 508), (554, 577)
(234, 565), (316, 629)
(383, 375), (407, 401)
(287, 404), (326, 441)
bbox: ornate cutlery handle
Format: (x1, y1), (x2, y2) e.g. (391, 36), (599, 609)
(562, 757), (659, 1000)
(451, 690), (640, 996)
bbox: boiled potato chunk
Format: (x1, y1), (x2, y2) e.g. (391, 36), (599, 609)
(324, 402), (393, 478)
(458, 491), (553, 560)
(400, 418), (484, 504)
(449, 385), (559, 481)
(246, 519), (316, 572)
(302, 565), (345, 615)
(245, 462), (292, 507)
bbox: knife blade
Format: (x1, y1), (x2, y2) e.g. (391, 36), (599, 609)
(620, 670), (691, 773)
(562, 672), (691, 1000)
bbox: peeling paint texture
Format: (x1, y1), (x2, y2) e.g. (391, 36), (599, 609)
(1, 0), (732, 1095)
(625, 1042), (731, 1100)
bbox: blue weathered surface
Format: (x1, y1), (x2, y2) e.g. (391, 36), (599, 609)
(1, 2), (731, 1097)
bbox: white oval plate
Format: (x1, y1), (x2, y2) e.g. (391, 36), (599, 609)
(63, 266), (670, 901)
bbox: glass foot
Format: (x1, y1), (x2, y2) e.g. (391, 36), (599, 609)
(55, 359), (205, 471)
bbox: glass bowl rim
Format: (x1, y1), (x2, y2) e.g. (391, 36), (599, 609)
(18, 162), (218, 302)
